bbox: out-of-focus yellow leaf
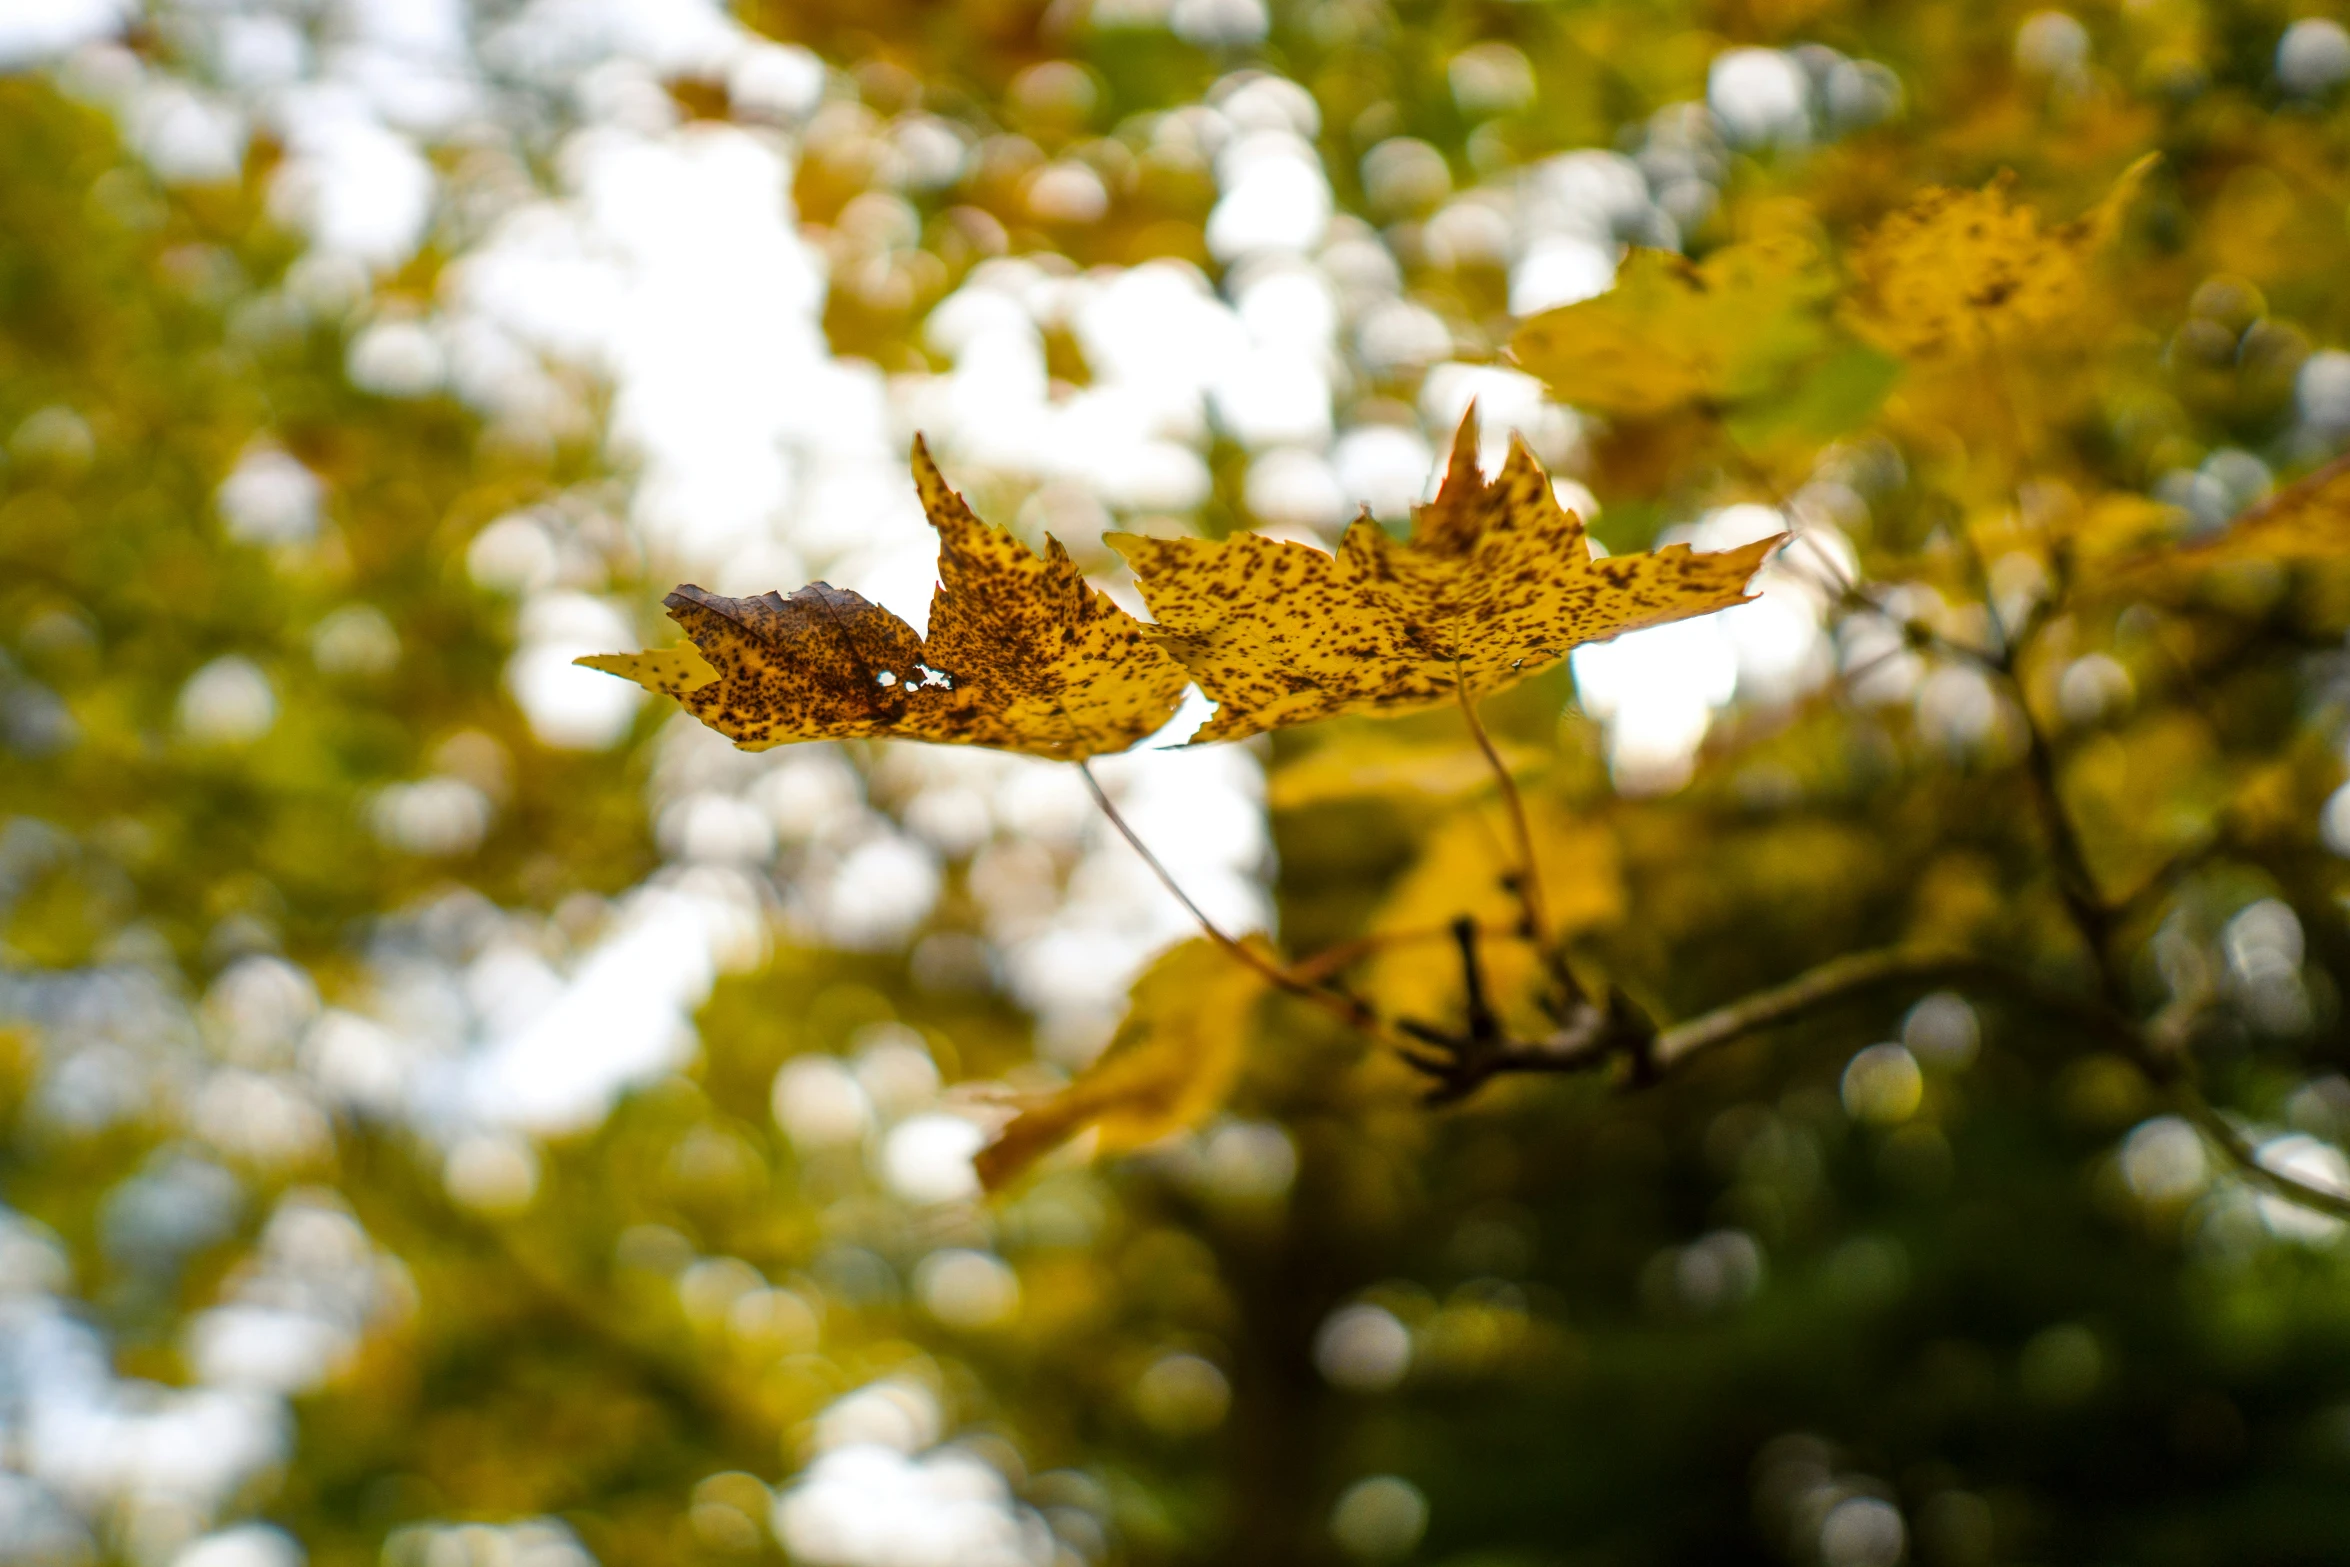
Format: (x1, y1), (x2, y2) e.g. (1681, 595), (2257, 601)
(2081, 459), (2350, 598)
(579, 439), (1188, 761)
(2155, 457), (2350, 567)
(2067, 492), (2184, 564)
(1509, 229), (1842, 420)
(1111, 411), (1778, 743)
(1268, 732), (1540, 810)
(974, 937), (1271, 1190)
(2061, 711), (2225, 893)
(1847, 155), (2156, 360)
(1364, 802), (1621, 1027)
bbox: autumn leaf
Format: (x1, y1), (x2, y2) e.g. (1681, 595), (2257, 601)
(1847, 156), (2157, 360)
(2064, 492), (2185, 565)
(577, 439), (1189, 761)
(2076, 458), (2350, 601)
(1509, 228), (1844, 421)
(2148, 455), (2350, 568)
(2060, 710), (2226, 894)
(1108, 410), (1781, 744)
(1364, 800), (1621, 1028)
(974, 937), (1271, 1190)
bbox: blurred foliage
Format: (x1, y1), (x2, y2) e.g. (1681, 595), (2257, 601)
(8, 2), (2350, 1567)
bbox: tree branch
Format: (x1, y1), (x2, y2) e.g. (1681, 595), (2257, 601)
(1651, 947), (2129, 1070)
(2178, 1086), (2350, 1224)
(1992, 520), (2350, 1224)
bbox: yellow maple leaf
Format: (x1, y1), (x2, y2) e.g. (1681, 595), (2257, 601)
(1508, 228), (1841, 420)
(578, 439), (1189, 761)
(1108, 411), (1780, 744)
(1364, 800), (1621, 1027)
(973, 937), (1271, 1191)
(1846, 155), (2156, 360)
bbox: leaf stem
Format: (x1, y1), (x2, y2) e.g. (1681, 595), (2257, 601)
(1454, 672), (1585, 1007)
(1077, 759), (1390, 1038)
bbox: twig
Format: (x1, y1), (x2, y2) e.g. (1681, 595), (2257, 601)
(1397, 943), (2143, 1098)
(2178, 1083), (2350, 1223)
(1651, 947), (2130, 1071)
(1454, 677), (1551, 943)
(1395, 918), (1513, 1104)
(1078, 759), (1393, 1039)
(2014, 703), (2125, 1005)
(1454, 666), (1586, 1008)
(1982, 480), (2350, 1225)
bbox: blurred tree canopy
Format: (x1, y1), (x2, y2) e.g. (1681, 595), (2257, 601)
(6, 2), (2350, 1567)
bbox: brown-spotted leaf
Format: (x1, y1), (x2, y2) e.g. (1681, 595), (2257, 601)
(1108, 411), (1780, 743)
(1847, 156), (2156, 360)
(578, 439), (1188, 761)
(974, 937), (1270, 1191)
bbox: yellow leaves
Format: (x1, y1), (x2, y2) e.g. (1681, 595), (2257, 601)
(2067, 459), (2350, 607)
(2064, 492), (2183, 567)
(1847, 156), (2156, 361)
(578, 440), (1188, 762)
(2160, 456), (2350, 568)
(1364, 800), (1621, 1029)
(974, 937), (1271, 1190)
(1110, 412), (1780, 744)
(1509, 228), (1842, 421)
(2060, 710), (2225, 893)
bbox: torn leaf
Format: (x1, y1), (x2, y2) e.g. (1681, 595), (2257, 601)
(578, 439), (1189, 761)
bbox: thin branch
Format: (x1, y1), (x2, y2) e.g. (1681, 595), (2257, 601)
(1455, 678), (1551, 943)
(1451, 915), (1497, 1039)
(1976, 456), (2350, 1227)
(2179, 1086), (2350, 1224)
(1399, 944), (2143, 1100)
(1651, 947), (2131, 1071)
(1079, 760), (1252, 959)
(1455, 667), (1586, 1008)
(1078, 759), (1392, 1039)
(2014, 706), (2126, 1006)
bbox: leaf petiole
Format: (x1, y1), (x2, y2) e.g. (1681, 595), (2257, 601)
(1076, 759), (1396, 1042)
(1454, 668), (1587, 1009)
